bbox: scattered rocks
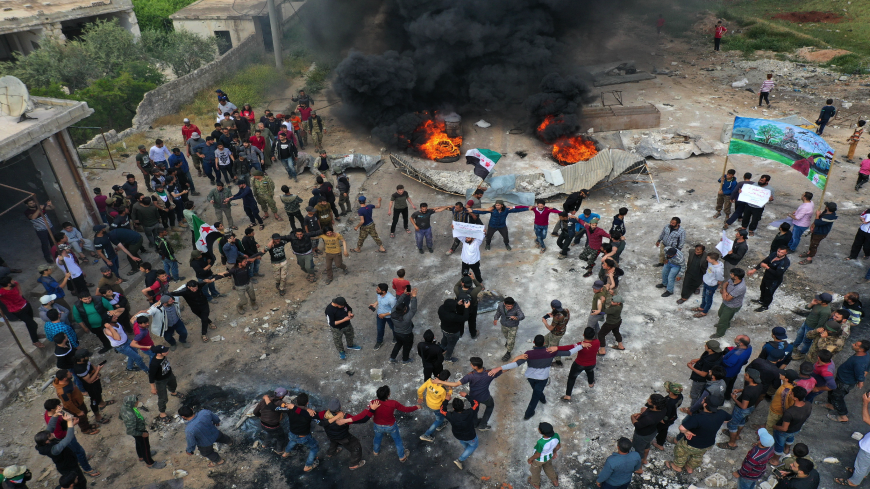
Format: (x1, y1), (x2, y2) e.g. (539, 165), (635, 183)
(704, 473), (728, 488)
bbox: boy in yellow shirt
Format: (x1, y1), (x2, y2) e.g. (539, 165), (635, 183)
(418, 370), (452, 442)
(320, 226), (348, 284)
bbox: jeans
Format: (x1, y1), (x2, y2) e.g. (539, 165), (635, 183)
(376, 317), (395, 344)
(184, 170), (196, 192)
(284, 434), (319, 466)
(106, 255), (120, 277)
(202, 162), (215, 183)
(36, 227), (54, 262)
(423, 406), (446, 436)
(415, 227), (434, 250)
(789, 225), (808, 251)
(280, 157), (297, 180)
(727, 405), (755, 431)
(534, 224), (548, 248)
(247, 258), (261, 277)
(163, 258), (180, 281)
(373, 423), (406, 459)
(700, 283), (718, 313)
(738, 477), (758, 489)
(525, 378), (548, 419)
(201, 281), (219, 300)
(69, 437), (94, 471)
(115, 337), (149, 371)
(163, 319), (189, 346)
(216, 165), (233, 184)
(773, 429), (798, 456)
(440, 330), (461, 358)
(849, 447), (870, 486)
(458, 436), (479, 462)
(794, 322), (812, 354)
(661, 262), (680, 293)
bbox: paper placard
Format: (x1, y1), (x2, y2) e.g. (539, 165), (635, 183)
(716, 230), (733, 257)
(452, 221), (485, 240)
(737, 185), (771, 207)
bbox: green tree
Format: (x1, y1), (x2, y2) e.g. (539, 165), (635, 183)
(74, 70), (159, 130)
(756, 124), (784, 145)
(133, 0), (198, 32)
(140, 29), (220, 77)
(78, 19), (141, 78)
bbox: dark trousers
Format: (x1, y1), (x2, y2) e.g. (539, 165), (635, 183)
(817, 120), (829, 135)
(857, 173), (869, 190)
(598, 320), (622, 344)
(126, 239), (144, 269)
(390, 207), (409, 233)
(567, 363), (595, 395)
(714, 37), (721, 50)
(328, 434), (363, 465)
(740, 205), (765, 232)
(70, 275), (88, 296)
(758, 92), (770, 106)
(440, 330), (460, 358)
(572, 225), (587, 245)
(476, 397), (495, 427)
(158, 208), (176, 228)
(89, 326), (112, 350)
(557, 231), (574, 256)
(59, 467), (87, 489)
(655, 418), (676, 446)
(287, 211), (305, 232)
(390, 332), (414, 361)
(172, 202), (185, 224)
(759, 277), (781, 307)
(466, 306), (479, 337)
(461, 261), (483, 284)
(134, 434), (155, 464)
(243, 206), (263, 225)
(198, 432), (232, 462)
(724, 375), (738, 400)
(525, 378), (548, 418)
(82, 380), (103, 417)
(36, 228), (54, 262)
(485, 226), (510, 246)
(190, 305), (211, 335)
(423, 363), (443, 383)
(850, 229), (870, 259)
(828, 381), (855, 416)
(261, 423), (287, 450)
(216, 166), (233, 184)
(725, 201), (745, 225)
(9, 302), (41, 343)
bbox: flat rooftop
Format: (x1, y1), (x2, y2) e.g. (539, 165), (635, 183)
(171, 0), (304, 20)
(0, 0), (133, 34)
(0, 96), (93, 162)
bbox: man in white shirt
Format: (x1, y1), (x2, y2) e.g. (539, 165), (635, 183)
(461, 237), (483, 285)
(55, 244), (90, 296)
(848, 209), (870, 260)
(149, 139), (171, 170)
(694, 251), (724, 318)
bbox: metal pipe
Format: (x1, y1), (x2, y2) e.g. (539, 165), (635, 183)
(267, 0), (283, 69)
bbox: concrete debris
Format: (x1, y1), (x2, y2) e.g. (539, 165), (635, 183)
(731, 78), (749, 88)
(853, 432), (864, 441)
(211, 335), (225, 341)
(259, 354), (267, 360)
(475, 119), (491, 128)
(823, 457), (840, 464)
(370, 369), (383, 381)
(704, 473), (728, 487)
(622, 128), (724, 161)
(173, 470), (188, 478)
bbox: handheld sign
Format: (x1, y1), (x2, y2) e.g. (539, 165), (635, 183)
(737, 185), (771, 207)
(452, 221), (485, 240)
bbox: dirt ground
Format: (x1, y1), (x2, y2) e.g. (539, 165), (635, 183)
(4, 12), (870, 489)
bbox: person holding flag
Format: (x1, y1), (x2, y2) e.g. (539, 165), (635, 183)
(189, 214), (223, 263)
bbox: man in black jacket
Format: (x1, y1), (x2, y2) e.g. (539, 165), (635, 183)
(747, 246), (790, 312)
(170, 278), (223, 342)
(189, 251), (221, 301)
(253, 388), (288, 454)
(438, 299), (470, 363)
(440, 398), (481, 470)
(454, 275), (483, 339)
(417, 329), (445, 382)
(326, 297), (362, 360)
(723, 229), (749, 276)
(287, 229), (323, 283)
(224, 258), (257, 314)
(35, 418), (86, 489)
(686, 340), (724, 407)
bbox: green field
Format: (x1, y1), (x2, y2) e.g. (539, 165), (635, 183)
(728, 138), (797, 166)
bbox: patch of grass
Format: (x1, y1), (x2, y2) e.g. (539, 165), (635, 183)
(822, 53), (869, 74)
(719, 0), (870, 57)
(280, 19), (336, 94)
(720, 22), (823, 55)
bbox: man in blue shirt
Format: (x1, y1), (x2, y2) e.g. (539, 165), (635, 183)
(722, 335), (752, 399)
(194, 137), (217, 185)
(714, 169), (737, 218)
(369, 283), (396, 350)
(352, 196), (386, 253)
(816, 99), (837, 135)
(226, 182), (263, 228)
(597, 437), (642, 488)
(826, 339), (870, 422)
(180, 405), (233, 467)
(168, 148), (196, 194)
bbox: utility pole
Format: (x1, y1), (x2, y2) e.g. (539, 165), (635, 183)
(266, 0), (283, 69)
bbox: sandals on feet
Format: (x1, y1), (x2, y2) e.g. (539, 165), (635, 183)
(799, 259), (812, 265)
(170, 392), (186, 399)
(85, 469), (101, 477)
(835, 478), (858, 486)
(202, 335), (210, 343)
(207, 460), (226, 467)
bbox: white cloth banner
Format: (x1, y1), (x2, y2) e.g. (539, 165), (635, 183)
(452, 221), (485, 240)
(716, 230), (733, 257)
(737, 185), (771, 207)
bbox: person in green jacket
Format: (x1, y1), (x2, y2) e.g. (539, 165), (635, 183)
(120, 395), (166, 469)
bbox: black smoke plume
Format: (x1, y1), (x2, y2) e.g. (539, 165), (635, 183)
(331, 0), (594, 148)
(525, 73), (592, 143)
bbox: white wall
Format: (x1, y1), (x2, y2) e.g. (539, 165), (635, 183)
(172, 18), (257, 49)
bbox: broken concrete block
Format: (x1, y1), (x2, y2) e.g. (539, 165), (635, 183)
(731, 78), (749, 88)
(823, 457), (840, 464)
(542, 169), (564, 186)
(370, 369), (383, 381)
(704, 474), (728, 487)
(173, 470), (188, 478)
(853, 432), (864, 440)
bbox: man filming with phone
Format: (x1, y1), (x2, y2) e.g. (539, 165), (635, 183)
(454, 273), (483, 339)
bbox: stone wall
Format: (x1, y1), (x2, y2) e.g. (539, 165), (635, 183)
(129, 33), (265, 130)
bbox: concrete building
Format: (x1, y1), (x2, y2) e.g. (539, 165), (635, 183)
(170, 0), (305, 53)
(0, 0), (141, 61)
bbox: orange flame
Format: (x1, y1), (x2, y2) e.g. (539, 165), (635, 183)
(537, 115), (598, 165)
(415, 119), (462, 160)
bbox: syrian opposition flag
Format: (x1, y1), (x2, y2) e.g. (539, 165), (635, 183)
(192, 213), (222, 253)
(465, 148), (501, 179)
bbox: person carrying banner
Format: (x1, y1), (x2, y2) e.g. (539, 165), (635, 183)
(737, 175), (774, 236)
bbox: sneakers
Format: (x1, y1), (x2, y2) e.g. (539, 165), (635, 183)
(389, 358), (398, 363)
(428, 247), (434, 253)
(755, 306), (769, 312)
(484, 243), (491, 251)
(453, 460), (463, 470)
(446, 357), (459, 363)
(339, 352), (347, 360)
(347, 345), (362, 351)
(477, 425), (491, 431)
(418, 248), (424, 254)
(374, 342), (383, 350)
(661, 291), (673, 297)
(419, 434), (435, 442)
(505, 244), (511, 251)
(169, 344), (178, 351)
(402, 358), (413, 364)
(251, 302), (260, 311)
(436, 423), (447, 431)
(147, 461), (167, 469)
(502, 351), (512, 362)
(180, 341), (192, 348)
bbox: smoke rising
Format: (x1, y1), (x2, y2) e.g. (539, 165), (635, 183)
(331, 0), (594, 147)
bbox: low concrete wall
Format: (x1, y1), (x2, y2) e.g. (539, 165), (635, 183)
(129, 33), (266, 130)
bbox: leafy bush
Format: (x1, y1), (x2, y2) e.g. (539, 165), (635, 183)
(140, 29), (220, 77)
(132, 0), (198, 32)
(721, 23), (822, 55)
(823, 54), (869, 74)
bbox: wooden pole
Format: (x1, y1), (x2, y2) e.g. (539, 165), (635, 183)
(815, 161), (833, 215)
(721, 154), (730, 179)
(0, 308), (41, 372)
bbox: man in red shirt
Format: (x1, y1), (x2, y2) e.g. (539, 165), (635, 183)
(0, 276), (44, 347)
(714, 21), (727, 51)
(392, 268), (410, 296)
(551, 328), (599, 400)
(297, 107), (312, 148)
(579, 218), (611, 277)
(656, 14), (665, 34)
(249, 130), (265, 152)
(181, 118), (200, 142)
(371, 385), (418, 461)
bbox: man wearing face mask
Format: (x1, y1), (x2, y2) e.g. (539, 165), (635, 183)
(120, 395), (167, 469)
